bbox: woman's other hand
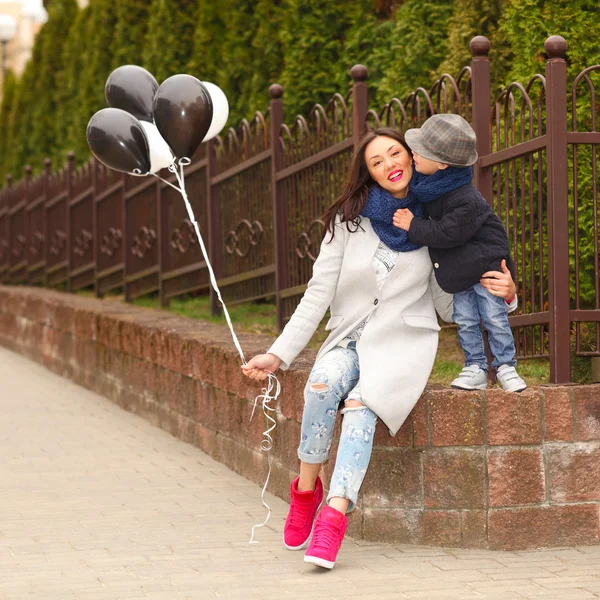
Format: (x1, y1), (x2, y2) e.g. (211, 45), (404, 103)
(480, 259), (517, 300)
(392, 208), (414, 230)
(241, 353), (282, 381)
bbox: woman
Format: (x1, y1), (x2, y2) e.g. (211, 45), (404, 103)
(242, 128), (516, 569)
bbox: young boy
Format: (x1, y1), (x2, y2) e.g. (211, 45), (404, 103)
(393, 113), (526, 392)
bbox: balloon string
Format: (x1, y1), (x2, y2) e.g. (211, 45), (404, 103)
(249, 372), (280, 544)
(153, 171), (181, 193)
(153, 164), (246, 364)
(152, 162), (281, 544)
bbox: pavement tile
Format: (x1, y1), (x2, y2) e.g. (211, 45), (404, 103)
(1, 345), (599, 600)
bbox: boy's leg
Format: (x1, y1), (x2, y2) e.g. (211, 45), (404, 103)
(473, 283), (526, 392)
(451, 287), (489, 389)
(453, 287), (488, 368)
(472, 283), (516, 369)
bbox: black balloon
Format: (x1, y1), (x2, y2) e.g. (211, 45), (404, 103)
(153, 74), (213, 160)
(105, 65), (159, 123)
(86, 108), (151, 175)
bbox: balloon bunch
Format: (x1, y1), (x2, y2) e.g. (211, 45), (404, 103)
(87, 66), (279, 544)
(87, 65), (228, 175)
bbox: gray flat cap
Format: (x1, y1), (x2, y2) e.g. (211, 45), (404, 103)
(404, 114), (478, 167)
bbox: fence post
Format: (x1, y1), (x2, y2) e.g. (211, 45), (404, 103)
(43, 159), (51, 287)
(122, 172), (130, 302)
(351, 65), (369, 148)
(157, 173), (166, 308)
(206, 139), (222, 316)
(24, 165), (32, 283)
(269, 84), (287, 330)
(5, 174), (12, 281)
(470, 36), (493, 203)
(66, 152), (75, 292)
(545, 35), (571, 383)
(91, 159), (100, 297)
(0, 179), (8, 283)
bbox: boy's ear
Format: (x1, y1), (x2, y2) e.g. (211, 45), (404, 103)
(437, 163), (449, 171)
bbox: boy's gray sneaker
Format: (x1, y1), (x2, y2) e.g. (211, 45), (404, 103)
(496, 365), (527, 393)
(451, 365), (488, 390)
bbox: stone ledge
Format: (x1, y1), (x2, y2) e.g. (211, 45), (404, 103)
(1, 285), (599, 550)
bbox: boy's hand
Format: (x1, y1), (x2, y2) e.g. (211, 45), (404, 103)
(241, 353), (282, 381)
(393, 208), (414, 231)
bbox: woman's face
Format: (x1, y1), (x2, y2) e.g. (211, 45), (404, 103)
(364, 135), (413, 198)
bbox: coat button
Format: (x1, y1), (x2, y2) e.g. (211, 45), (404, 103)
(374, 299), (379, 305)
(434, 262), (439, 268)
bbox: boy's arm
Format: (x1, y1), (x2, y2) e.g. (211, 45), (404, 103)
(407, 199), (481, 249)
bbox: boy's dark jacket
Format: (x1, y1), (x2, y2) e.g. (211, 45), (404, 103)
(407, 183), (515, 294)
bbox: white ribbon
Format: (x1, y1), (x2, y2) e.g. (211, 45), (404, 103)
(249, 372), (280, 544)
(153, 159), (281, 543)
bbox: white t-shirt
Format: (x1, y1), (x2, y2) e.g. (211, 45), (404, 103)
(342, 241), (400, 344)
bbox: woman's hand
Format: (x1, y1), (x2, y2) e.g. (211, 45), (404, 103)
(480, 259), (517, 300)
(241, 353), (282, 382)
(393, 208), (414, 231)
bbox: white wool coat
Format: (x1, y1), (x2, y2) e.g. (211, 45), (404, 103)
(268, 216), (455, 435)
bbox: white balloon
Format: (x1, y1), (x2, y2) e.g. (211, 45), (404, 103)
(202, 81), (229, 142)
(140, 121), (174, 173)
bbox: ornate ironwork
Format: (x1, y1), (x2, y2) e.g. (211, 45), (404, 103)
(11, 234), (26, 260)
(29, 231), (45, 257)
(296, 219), (324, 262)
(225, 219), (263, 257)
(131, 227), (156, 259)
(100, 227), (122, 257)
(73, 229), (93, 257)
(170, 219), (197, 254)
(48, 230), (66, 256)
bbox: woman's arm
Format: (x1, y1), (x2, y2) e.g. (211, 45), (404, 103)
(480, 259), (518, 312)
(430, 259), (519, 325)
(243, 220), (346, 380)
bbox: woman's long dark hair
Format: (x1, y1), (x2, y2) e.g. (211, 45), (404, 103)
(322, 127), (412, 241)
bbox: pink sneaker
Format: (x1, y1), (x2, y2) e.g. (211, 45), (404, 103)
(283, 476), (323, 550)
(304, 505), (348, 569)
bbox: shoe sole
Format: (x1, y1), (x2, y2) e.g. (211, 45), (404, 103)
(451, 383), (488, 390)
(501, 384), (527, 393)
(284, 536), (311, 551)
(304, 554), (335, 569)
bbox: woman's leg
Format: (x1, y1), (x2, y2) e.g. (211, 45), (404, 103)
(297, 345), (361, 484)
(328, 386), (378, 514)
(298, 462), (322, 492)
(304, 384), (377, 569)
(284, 345), (359, 551)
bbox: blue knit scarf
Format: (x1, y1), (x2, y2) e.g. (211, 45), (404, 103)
(361, 178), (424, 252)
(410, 166), (473, 203)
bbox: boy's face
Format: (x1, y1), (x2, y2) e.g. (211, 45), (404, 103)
(412, 152), (448, 175)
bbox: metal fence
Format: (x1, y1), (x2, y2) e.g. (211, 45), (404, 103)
(1, 35), (599, 383)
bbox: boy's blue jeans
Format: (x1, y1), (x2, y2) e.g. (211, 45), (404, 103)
(453, 283), (517, 371)
(297, 341), (376, 512)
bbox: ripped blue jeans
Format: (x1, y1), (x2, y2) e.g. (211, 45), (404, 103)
(298, 341), (377, 512)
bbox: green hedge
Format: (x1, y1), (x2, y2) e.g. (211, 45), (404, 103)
(1, 0), (599, 178)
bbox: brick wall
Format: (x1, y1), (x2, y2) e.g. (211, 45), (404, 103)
(0, 286), (598, 550)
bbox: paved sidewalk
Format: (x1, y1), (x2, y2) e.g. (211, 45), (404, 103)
(1, 346), (599, 600)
